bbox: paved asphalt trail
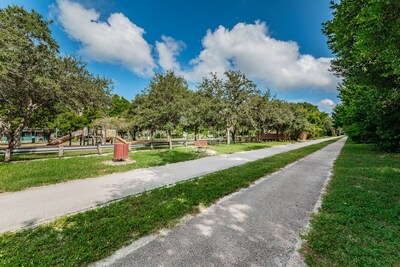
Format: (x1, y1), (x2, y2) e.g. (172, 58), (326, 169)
(95, 138), (346, 267)
(0, 138), (336, 233)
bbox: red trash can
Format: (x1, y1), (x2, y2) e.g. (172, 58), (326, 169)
(114, 143), (129, 161)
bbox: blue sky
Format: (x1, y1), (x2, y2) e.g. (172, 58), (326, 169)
(1, 0), (339, 112)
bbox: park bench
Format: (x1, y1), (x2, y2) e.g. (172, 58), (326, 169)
(194, 140), (209, 152)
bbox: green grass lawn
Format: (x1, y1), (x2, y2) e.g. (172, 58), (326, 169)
(0, 139), (338, 266)
(0, 141), (290, 162)
(0, 149), (202, 192)
(302, 141), (400, 266)
(0, 149), (115, 161)
(0, 141), (291, 192)
(210, 141), (291, 154)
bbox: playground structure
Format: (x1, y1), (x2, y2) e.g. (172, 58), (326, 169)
(47, 127), (117, 146)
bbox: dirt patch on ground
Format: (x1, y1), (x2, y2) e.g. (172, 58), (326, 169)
(102, 158), (136, 166)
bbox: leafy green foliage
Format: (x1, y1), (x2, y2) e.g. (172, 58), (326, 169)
(0, 6), (112, 156)
(182, 90), (212, 139)
(297, 102), (334, 137)
(108, 94), (130, 117)
(126, 70), (335, 143)
(325, 0), (400, 150)
(302, 142), (400, 266)
(50, 112), (88, 133)
(243, 92), (271, 136)
(197, 71), (257, 143)
(129, 71), (190, 147)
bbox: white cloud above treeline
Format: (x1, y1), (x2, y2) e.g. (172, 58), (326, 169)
(56, 0), (155, 76)
(155, 36), (186, 72)
(55, 1), (340, 91)
(179, 22), (339, 91)
(317, 98), (336, 112)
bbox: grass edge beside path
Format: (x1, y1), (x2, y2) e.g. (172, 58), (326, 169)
(1, 141), (290, 192)
(301, 141), (400, 266)
(0, 149), (203, 192)
(0, 138), (339, 266)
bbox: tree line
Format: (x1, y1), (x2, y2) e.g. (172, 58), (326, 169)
(0, 6), (335, 161)
(325, 0), (400, 151)
(126, 70), (335, 149)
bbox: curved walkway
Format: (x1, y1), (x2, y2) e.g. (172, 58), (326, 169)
(98, 138), (346, 267)
(0, 138), (337, 234)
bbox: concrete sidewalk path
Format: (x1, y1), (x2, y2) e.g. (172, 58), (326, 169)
(98, 138), (346, 267)
(0, 138), (337, 234)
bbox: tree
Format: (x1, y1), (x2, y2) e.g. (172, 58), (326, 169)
(108, 94), (130, 117)
(243, 91), (271, 141)
(51, 112), (88, 133)
(0, 6), (112, 161)
(198, 71), (256, 144)
(222, 70), (257, 144)
(296, 102), (333, 137)
(287, 104), (309, 140)
(183, 91), (209, 140)
(135, 71), (190, 149)
(127, 93), (152, 142)
(324, 0), (400, 150)
(268, 100), (294, 139)
(197, 73), (225, 137)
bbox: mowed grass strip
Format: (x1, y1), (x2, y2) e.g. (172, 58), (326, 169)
(0, 148), (115, 161)
(210, 141), (291, 154)
(0, 149), (202, 192)
(0, 141), (291, 192)
(302, 142), (400, 266)
(0, 139), (338, 266)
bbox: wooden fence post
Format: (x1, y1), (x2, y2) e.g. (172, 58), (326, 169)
(97, 143), (102, 155)
(4, 149), (11, 162)
(58, 145), (64, 158)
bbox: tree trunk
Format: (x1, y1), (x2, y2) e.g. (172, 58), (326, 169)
(5, 134), (15, 162)
(168, 130), (172, 150)
(133, 129), (137, 141)
(194, 126), (198, 141)
(233, 126), (237, 144)
(226, 127), (231, 145)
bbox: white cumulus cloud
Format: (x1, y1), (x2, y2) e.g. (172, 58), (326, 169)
(176, 21), (339, 91)
(318, 98), (336, 112)
(55, 0), (155, 76)
(55, 3), (338, 93)
(155, 36), (186, 72)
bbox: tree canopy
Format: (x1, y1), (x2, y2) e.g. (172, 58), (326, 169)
(0, 6), (112, 160)
(125, 70), (335, 148)
(129, 70), (190, 148)
(325, 0), (400, 150)
(198, 71), (257, 144)
(108, 94), (130, 117)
